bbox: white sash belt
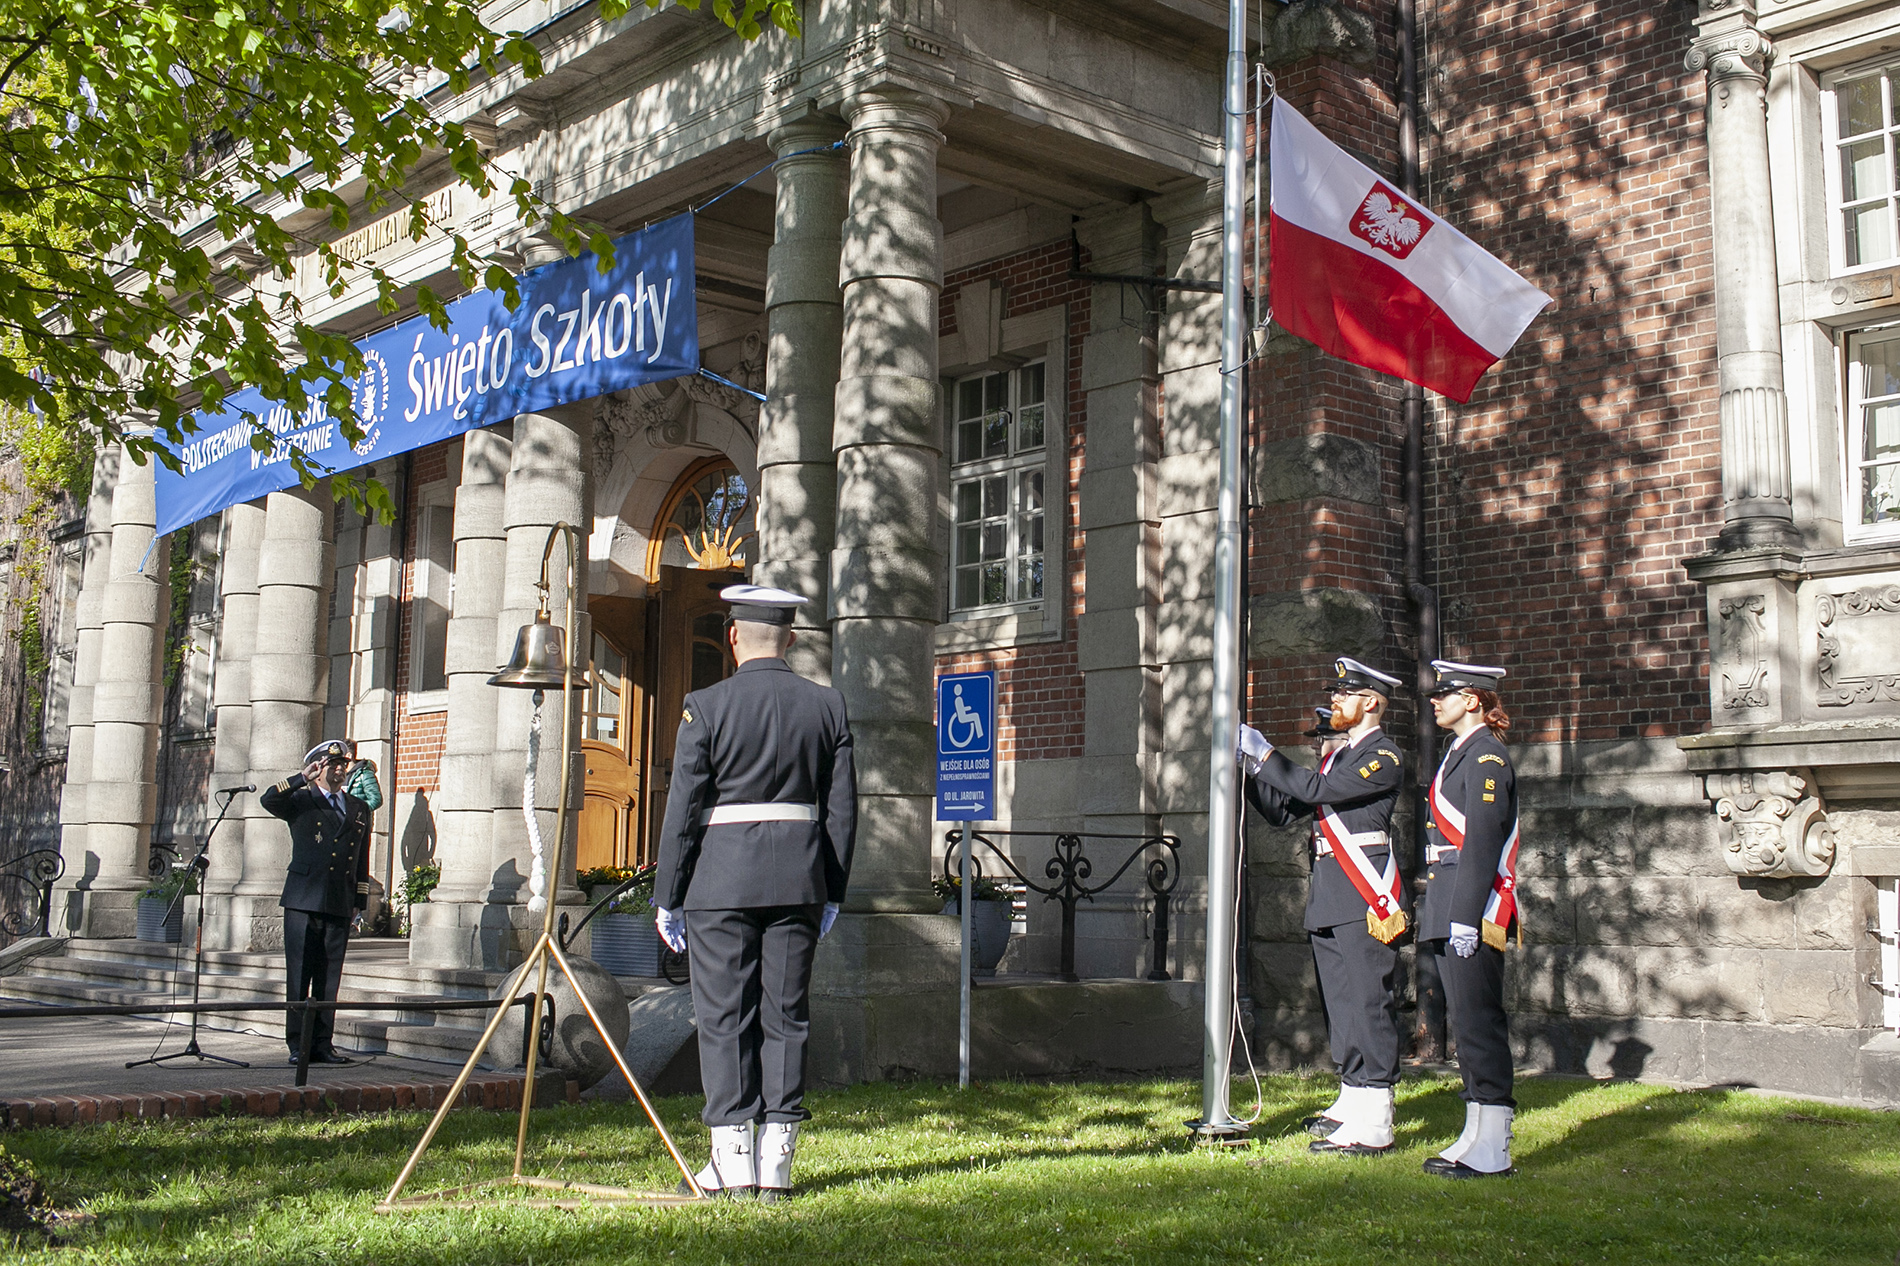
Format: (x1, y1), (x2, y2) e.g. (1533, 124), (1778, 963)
(1426, 843), (1460, 864)
(704, 802), (819, 826)
(1312, 829), (1390, 859)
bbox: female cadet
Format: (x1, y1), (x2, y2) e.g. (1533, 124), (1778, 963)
(1419, 660), (1521, 1178)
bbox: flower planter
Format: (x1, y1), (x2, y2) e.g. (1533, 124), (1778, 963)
(589, 911), (663, 977)
(136, 895), (184, 944)
(941, 897), (1013, 974)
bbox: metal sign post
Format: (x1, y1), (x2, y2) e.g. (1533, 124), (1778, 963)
(936, 671), (995, 1089)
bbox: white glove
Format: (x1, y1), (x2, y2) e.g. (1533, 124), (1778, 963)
(656, 907), (686, 953)
(1237, 723), (1271, 765)
(1449, 922), (1479, 958)
(820, 903), (839, 938)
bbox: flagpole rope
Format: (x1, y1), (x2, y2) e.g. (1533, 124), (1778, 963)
(690, 140), (849, 217)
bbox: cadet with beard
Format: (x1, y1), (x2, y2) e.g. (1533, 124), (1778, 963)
(1238, 657), (1407, 1155)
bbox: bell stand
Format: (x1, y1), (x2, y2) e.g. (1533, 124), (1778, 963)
(377, 521), (705, 1212)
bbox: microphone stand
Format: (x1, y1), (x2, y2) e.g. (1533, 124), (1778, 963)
(126, 787), (251, 1070)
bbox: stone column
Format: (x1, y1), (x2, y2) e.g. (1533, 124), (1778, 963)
(338, 462), (405, 917)
(1687, 1), (1798, 551)
(51, 446), (122, 934)
(485, 406), (590, 970)
(830, 86), (949, 913)
(411, 427), (513, 969)
(229, 485), (334, 952)
(1149, 182), (1228, 983)
(199, 500), (265, 949)
(79, 445), (171, 937)
(757, 114), (848, 684)
(1067, 204), (1166, 977)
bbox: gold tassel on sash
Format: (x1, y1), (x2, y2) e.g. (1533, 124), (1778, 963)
(1480, 918), (1518, 952)
(1367, 908), (1407, 945)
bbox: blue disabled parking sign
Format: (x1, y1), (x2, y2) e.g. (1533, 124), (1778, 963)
(936, 671), (995, 820)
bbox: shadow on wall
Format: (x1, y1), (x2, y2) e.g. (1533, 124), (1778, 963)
(397, 789), (436, 877)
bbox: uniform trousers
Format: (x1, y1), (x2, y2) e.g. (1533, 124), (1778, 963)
(283, 908), (350, 1055)
(1438, 939), (1514, 1106)
(685, 904), (821, 1127)
(1309, 919), (1400, 1087)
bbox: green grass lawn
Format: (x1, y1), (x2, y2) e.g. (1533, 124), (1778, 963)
(3, 1073), (1896, 1264)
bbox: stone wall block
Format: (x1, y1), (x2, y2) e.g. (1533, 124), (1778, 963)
(1077, 463), (1157, 531)
(758, 460), (840, 554)
(1155, 597), (1215, 667)
(247, 654), (329, 705)
(1556, 945), (1641, 1018)
(1082, 522), (1157, 613)
(1516, 876), (1577, 946)
(1083, 381), (1158, 469)
(1791, 873), (1862, 950)
(1630, 947), (1764, 1022)
(1078, 752), (1154, 818)
(1160, 510), (1217, 605)
(1158, 448), (1220, 519)
(829, 548), (939, 620)
(847, 722), (936, 795)
(84, 778), (156, 826)
(1252, 433), (1382, 505)
(1084, 666), (1159, 756)
(839, 797), (939, 914)
(831, 375), (941, 449)
(255, 537), (334, 592)
(1080, 326), (1156, 393)
(452, 481), (506, 540)
(1249, 879), (1307, 942)
(1159, 656), (1213, 755)
(838, 211), (943, 284)
(1249, 941), (1323, 1012)
(1504, 945), (1568, 1015)
(498, 475), (588, 531)
(1573, 876), (1695, 947)
(1244, 813), (1310, 877)
(1246, 588), (1383, 659)
(1761, 949), (1860, 1026)
(832, 620), (935, 718)
(1076, 607), (1157, 673)
(444, 619), (501, 677)
(1630, 804), (1713, 877)
(1694, 876), (1798, 949)
(435, 752), (494, 807)
(758, 389), (844, 463)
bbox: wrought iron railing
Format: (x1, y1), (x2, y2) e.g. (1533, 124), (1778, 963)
(558, 878), (689, 985)
(0, 848), (63, 949)
(941, 829), (1181, 983)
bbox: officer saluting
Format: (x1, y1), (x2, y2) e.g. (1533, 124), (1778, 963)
(1419, 660), (1521, 1178)
(261, 739), (373, 1065)
(651, 585), (856, 1202)
(1239, 657), (1407, 1155)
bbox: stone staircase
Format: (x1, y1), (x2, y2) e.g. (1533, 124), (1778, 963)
(0, 936), (672, 1067)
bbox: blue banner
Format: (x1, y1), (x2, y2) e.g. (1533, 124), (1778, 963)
(154, 213), (698, 538)
(936, 671), (996, 820)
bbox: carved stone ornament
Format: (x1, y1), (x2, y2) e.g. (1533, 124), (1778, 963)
(1707, 769), (1835, 879)
(1716, 593), (1769, 710)
(1261, 0), (1376, 71)
(1685, 7), (1771, 84)
(1816, 587), (1900, 706)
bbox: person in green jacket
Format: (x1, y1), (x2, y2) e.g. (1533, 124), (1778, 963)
(344, 748), (383, 812)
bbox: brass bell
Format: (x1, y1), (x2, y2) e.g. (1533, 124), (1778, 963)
(488, 613), (570, 690)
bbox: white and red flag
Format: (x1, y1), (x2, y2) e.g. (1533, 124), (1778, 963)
(1269, 100), (1552, 402)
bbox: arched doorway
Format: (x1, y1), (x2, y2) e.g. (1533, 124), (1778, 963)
(577, 458), (755, 874)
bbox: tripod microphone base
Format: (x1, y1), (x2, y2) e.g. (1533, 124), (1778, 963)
(126, 1038), (251, 1071)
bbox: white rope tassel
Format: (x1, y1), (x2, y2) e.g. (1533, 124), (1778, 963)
(522, 701), (547, 913)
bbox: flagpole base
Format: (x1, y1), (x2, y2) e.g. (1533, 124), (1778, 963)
(1185, 1118), (1254, 1145)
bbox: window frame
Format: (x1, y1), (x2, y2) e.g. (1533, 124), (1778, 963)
(404, 483), (456, 715)
(1823, 58), (1900, 279)
(947, 361), (1050, 616)
(37, 520), (85, 758)
(1844, 321), (1900, 543)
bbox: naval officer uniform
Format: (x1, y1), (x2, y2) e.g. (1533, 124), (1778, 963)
(1419, 659), (1522, 1178)
(652, 585), (856, 1201)
(1240, 657), (1407, 1154)
(260, 739), (372, 1063)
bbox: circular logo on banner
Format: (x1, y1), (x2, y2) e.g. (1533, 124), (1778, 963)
(350, 349), (390, 455)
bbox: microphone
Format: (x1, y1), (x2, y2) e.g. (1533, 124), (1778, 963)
(218, 784), (255, 794)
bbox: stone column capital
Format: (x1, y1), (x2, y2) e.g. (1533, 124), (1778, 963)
(842, 85), (949, 138)
(1687, 2), (1771, 86)
(768, 113), (848, 156)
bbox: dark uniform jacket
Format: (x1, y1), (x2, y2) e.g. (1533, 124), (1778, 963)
(1420, 726), (1519, 941)
(653, 657), (857, 912)
(1245, 728), (1404, 932)
(261, 774), (372, 918)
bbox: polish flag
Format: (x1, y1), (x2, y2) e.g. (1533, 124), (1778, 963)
(1269, 100), (1551, 402)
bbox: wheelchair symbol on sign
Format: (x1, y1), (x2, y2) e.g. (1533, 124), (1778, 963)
(945, 684), (986, 750)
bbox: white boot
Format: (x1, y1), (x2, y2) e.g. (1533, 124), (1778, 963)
(1310, 1085), (1394, 1154)
(1456, 1105), (1514, 1176)
(1302, 1085), (1348, 1137)
(1425, 1101), (1482, 1173)
(756, 1121), (800, 1201)
(688, 1123), (756, 1197)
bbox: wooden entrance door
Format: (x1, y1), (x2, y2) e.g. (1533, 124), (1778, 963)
(578, 599), (647, 873)
(643, 566), (740, 846)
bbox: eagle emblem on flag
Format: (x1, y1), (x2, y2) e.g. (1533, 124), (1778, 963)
(1351, 184), (1429, 260)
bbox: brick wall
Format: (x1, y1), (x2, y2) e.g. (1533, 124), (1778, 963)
(936, 240), (1090, 761)
(391, 442), (449, 794)
(1245, 0), (1717, 746)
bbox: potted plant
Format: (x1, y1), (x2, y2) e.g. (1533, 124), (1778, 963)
(933, 873), (1015, 975)
(137, 865), (197, 943)
(395, 862), (441, 938)
(580, 864), (662, 977)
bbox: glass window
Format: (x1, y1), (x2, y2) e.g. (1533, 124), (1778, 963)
(168, 515), (223, 738)
(38, 534), (83, 752)
(1829, 66), (1900, 271)
(949, 361), (1048, 612)
(411, 501), (453, 696)
(1848, 325), (1900, 533)
(587, 633), (625, 745)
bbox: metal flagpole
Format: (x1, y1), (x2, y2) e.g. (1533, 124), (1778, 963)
(1193, 0), (1251, 1140)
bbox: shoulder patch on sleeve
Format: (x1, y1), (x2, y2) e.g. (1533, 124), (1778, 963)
(1377, 748), (1400, 763)
(681, 706), (694, 725)
(1478, 754), (1505, 766)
